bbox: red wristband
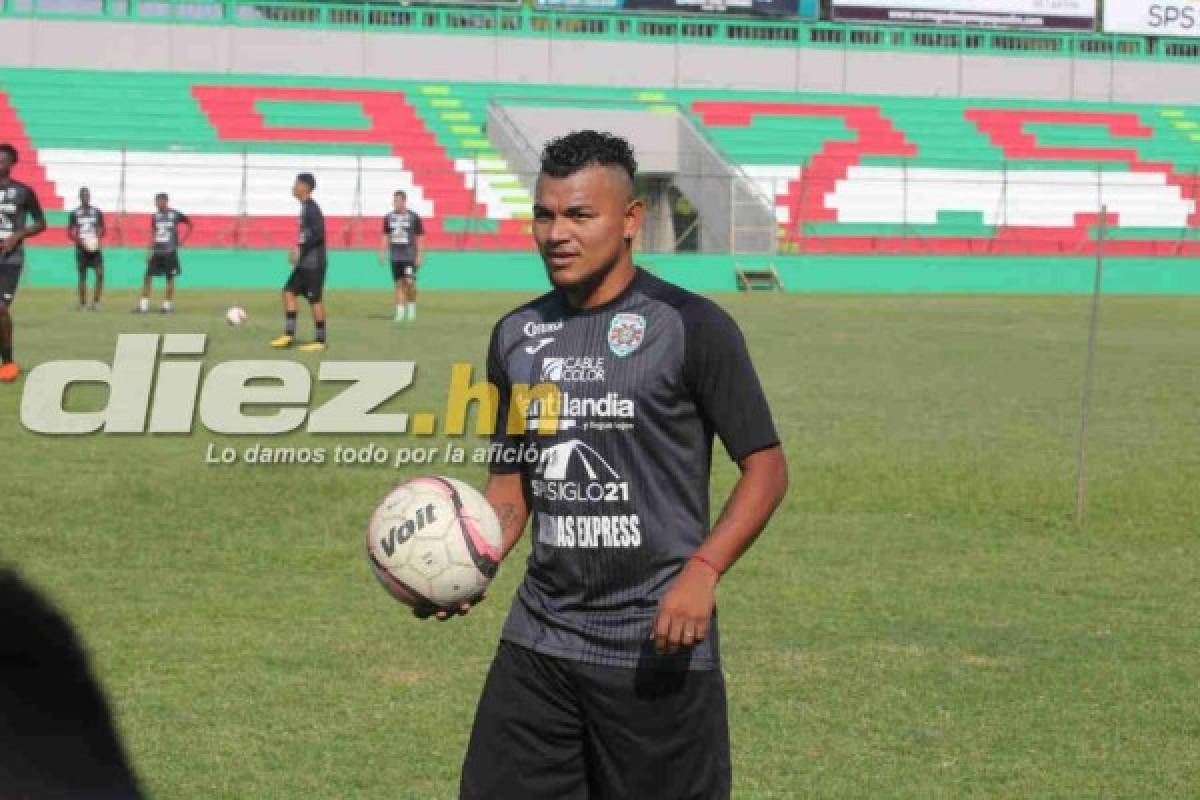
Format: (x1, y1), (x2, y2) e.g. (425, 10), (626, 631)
(690, 552), (723, 577)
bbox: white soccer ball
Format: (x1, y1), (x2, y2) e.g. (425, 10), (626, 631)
(225, 306), (248, 325)
(367, 476), (502, 612)
(80, 235), (99, 253)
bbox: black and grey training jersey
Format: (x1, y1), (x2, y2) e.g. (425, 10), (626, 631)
(68, 205), (104, 249)
(150, 209), (189, 254)
(297, 198), (326, 270)
(487, 267), (780, 671)
(0, 180), (45, 264)
(383, 209), (423, 264)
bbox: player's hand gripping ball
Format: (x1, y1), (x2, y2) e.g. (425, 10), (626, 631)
(367, 477), (502, 615)
(80, 235), (100, 253)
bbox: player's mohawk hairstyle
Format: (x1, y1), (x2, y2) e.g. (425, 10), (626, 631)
(540, 130), (637, 183)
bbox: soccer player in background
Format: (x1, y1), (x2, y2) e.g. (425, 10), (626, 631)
(138, 192), (191, 313)
(448, 131), (790, 799)
(68, 186), (106, 310)
(379, 189), (424, 322)
(0, 143), (47, 383)
(271, 172), (327, 352)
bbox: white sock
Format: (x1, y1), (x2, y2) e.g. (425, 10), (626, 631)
(162, 301), (172, 311)
(406, 303), (416, 318)
(139, 297), (149, 311)
(395, 305), (406, 319)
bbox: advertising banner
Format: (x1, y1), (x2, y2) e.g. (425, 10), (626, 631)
(537, 0), (818, 17)
(831, 0), (1097, 31)
(1104, 1), (1200, 36)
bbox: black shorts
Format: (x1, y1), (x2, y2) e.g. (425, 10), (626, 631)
(390, 261), (417, 282)
(285, 266), (326, 303)
(460, 641), (731, 800)
(0, 259), (22, 305)
(146, 252), (181, 278)
(76, 248), (104, 272)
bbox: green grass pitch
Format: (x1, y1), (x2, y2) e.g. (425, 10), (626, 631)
(1, 287), (1198, 797)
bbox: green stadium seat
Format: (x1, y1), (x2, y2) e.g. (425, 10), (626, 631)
(2, 67), (1198, 255)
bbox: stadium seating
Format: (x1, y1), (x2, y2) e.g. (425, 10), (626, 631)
(2, 67), (1199, 256)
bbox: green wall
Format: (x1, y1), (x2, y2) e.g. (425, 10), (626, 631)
(21, 248), (1200, 295)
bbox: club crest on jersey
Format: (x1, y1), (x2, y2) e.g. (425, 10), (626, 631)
(607, 313), (646, 358)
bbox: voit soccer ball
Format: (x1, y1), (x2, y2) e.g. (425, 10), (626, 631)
(225, 306), (248, 325)
(80, 234), (99, 253)
(367, 476), (502, 612)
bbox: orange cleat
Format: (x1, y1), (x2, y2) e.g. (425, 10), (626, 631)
(0, 363), (19, 383)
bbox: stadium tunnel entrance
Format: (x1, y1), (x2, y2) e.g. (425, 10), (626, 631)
(486, 100), (776, 255)
(635, 176), (699, 254)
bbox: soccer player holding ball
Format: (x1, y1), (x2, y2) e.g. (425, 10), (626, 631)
(271, 172), (328, 352)
(444, 131), (790, 799)
(380, 189), (424, 322)
(67, 187), (105, 311)
(138, 192), (191, 314)
(0, 143), (47, 383)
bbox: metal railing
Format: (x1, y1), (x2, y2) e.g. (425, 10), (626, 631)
(37, 146), (1200, 256)
(1, 0), (1196, 63)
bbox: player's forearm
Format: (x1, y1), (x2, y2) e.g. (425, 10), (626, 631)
(484, 473), (529, 561)
(693, 446), (788, 576)
(15, 221), (46, 244)
(297, 233), (324, 260)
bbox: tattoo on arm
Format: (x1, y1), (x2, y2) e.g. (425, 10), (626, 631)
(498, 502), (518, 533)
